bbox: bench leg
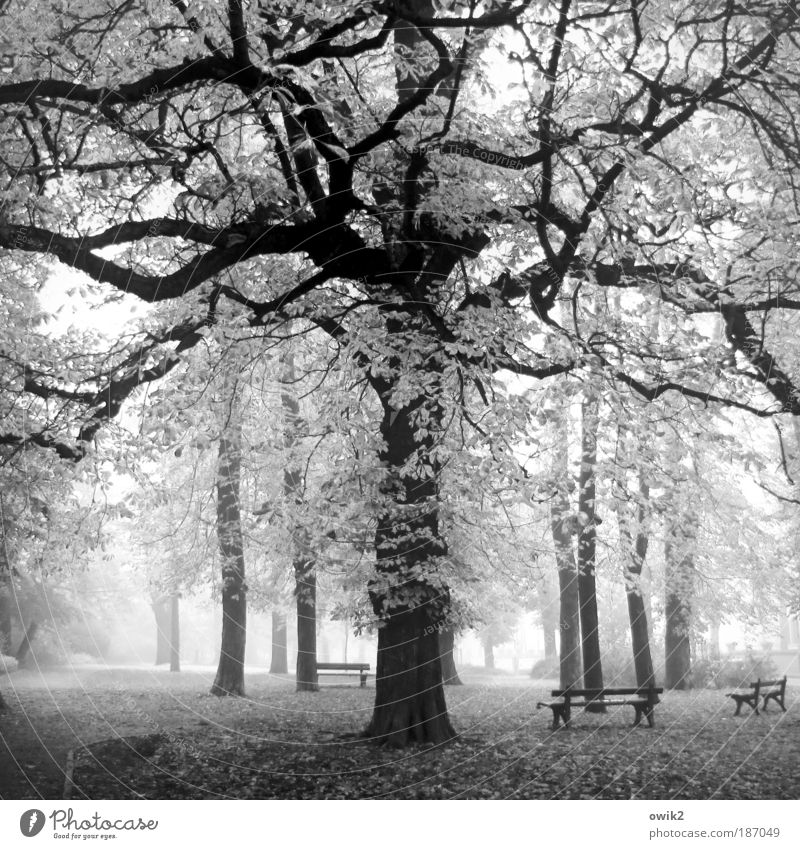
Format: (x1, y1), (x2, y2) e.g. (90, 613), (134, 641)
(731, 695), (758, 717)
(551, 705), (570, 730)
(360, 673), (366, 688)
(763, 694), (787, 713)
(632, 706), (642, 727)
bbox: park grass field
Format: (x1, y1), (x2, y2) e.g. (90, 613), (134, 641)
(1, 665), (798, 799)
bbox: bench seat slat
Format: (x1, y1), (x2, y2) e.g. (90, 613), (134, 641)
(316, 662), (371, 688)
(538, 686), (662, 730)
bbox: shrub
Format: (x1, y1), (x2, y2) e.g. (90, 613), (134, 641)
(692, 655), (779, 689)
(0, 654), (18, 675)
(529, 658), (559, 680)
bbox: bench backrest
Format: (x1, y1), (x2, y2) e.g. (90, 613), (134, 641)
(551, 686), (663, 701)
(750, 677), (786, 690)
(317, 662), (370, 671)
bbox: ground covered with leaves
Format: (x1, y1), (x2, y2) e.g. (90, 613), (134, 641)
(1, 665), (798, 799)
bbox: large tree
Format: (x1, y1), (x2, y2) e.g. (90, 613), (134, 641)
(3, 0), (800, 746)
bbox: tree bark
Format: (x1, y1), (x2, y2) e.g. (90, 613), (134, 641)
(0, 500), (12, 656)
(269, 610), (288, 674)
(281, 348), (318, 692)
(577, 389), (604, 701)
(211, 379), (247, 697)
(664, 511), (696, 690)
(439, 628), (462, 685)
(365, 391), (454, 747)
(0, 570), (11, 657)
(538, 575), (559, 660)
(15, 621), (38, 667)
(482, 636), (495, 670)
(548, 408), (583, 690)
(152, 597), (170, 665)
(618, 467), (656, 689)
(294, 556), (318, 691)
(169, 593), (180, 673)
(709, 617), (721, 660)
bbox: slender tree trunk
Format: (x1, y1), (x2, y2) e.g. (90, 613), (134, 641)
(538, 575), (559, 660)
(543, 624), (557, 660)
(548, 409), (582, 690)
(664, 511), (696, 690)
(439, 628), (462, 685)
(0, 499), (12, 656)
(0, 567), (11, 657)
(618, 466), (656, 689)
(15, 621), (38, 667)
(169, 594), (180, 673)
(211, 380), (247, 697)
(577, 389), (604, 701)
(365, 394), (454, 746)
(294, 555), (318, 690)
(152, 597), (170, 665)
(709, 618), (721, 660)
(482, 637), (495, 670)
(281, 349), (319, 692)
(270, 610), (288, 674)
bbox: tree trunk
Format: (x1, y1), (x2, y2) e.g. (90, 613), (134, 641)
(0, 591), (10, 656)
(152, 597), (171, 665)
(548, 409), (582, 690)
(577, 389), (604, 701)
(0, 501), (12, 656)
(664, 512), (695, 690)
(211, 380), (247, 697)
(281, 348), (319, 692)
(538, 574), (559, 660)
(365, 393), (454, 746)
(0, 582), (11, 659)
(439, 628), (462, 685)
(482, 637), (495, 670)
(294, 557), (318, 691)
(709, 617), (721, 660)
(619, 468), (656, 689)
(269, 610), (288, 674)
(169, 594), (180, 673)
(15, 621), (38, 667)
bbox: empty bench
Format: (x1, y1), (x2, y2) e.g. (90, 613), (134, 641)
(727, 677), (787, 716)
(537, 685), (663, 730)
(316, 662), (370, 687)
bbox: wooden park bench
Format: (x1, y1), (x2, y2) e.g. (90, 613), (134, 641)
(537, 685), (663, 730)
(316, 662), (370, 688)
(727, 677), (787, 716)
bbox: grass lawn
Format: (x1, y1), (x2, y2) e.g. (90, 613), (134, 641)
(1, 665), (798, 799)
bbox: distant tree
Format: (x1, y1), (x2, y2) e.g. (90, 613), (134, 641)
(211, 370), (247, 696)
